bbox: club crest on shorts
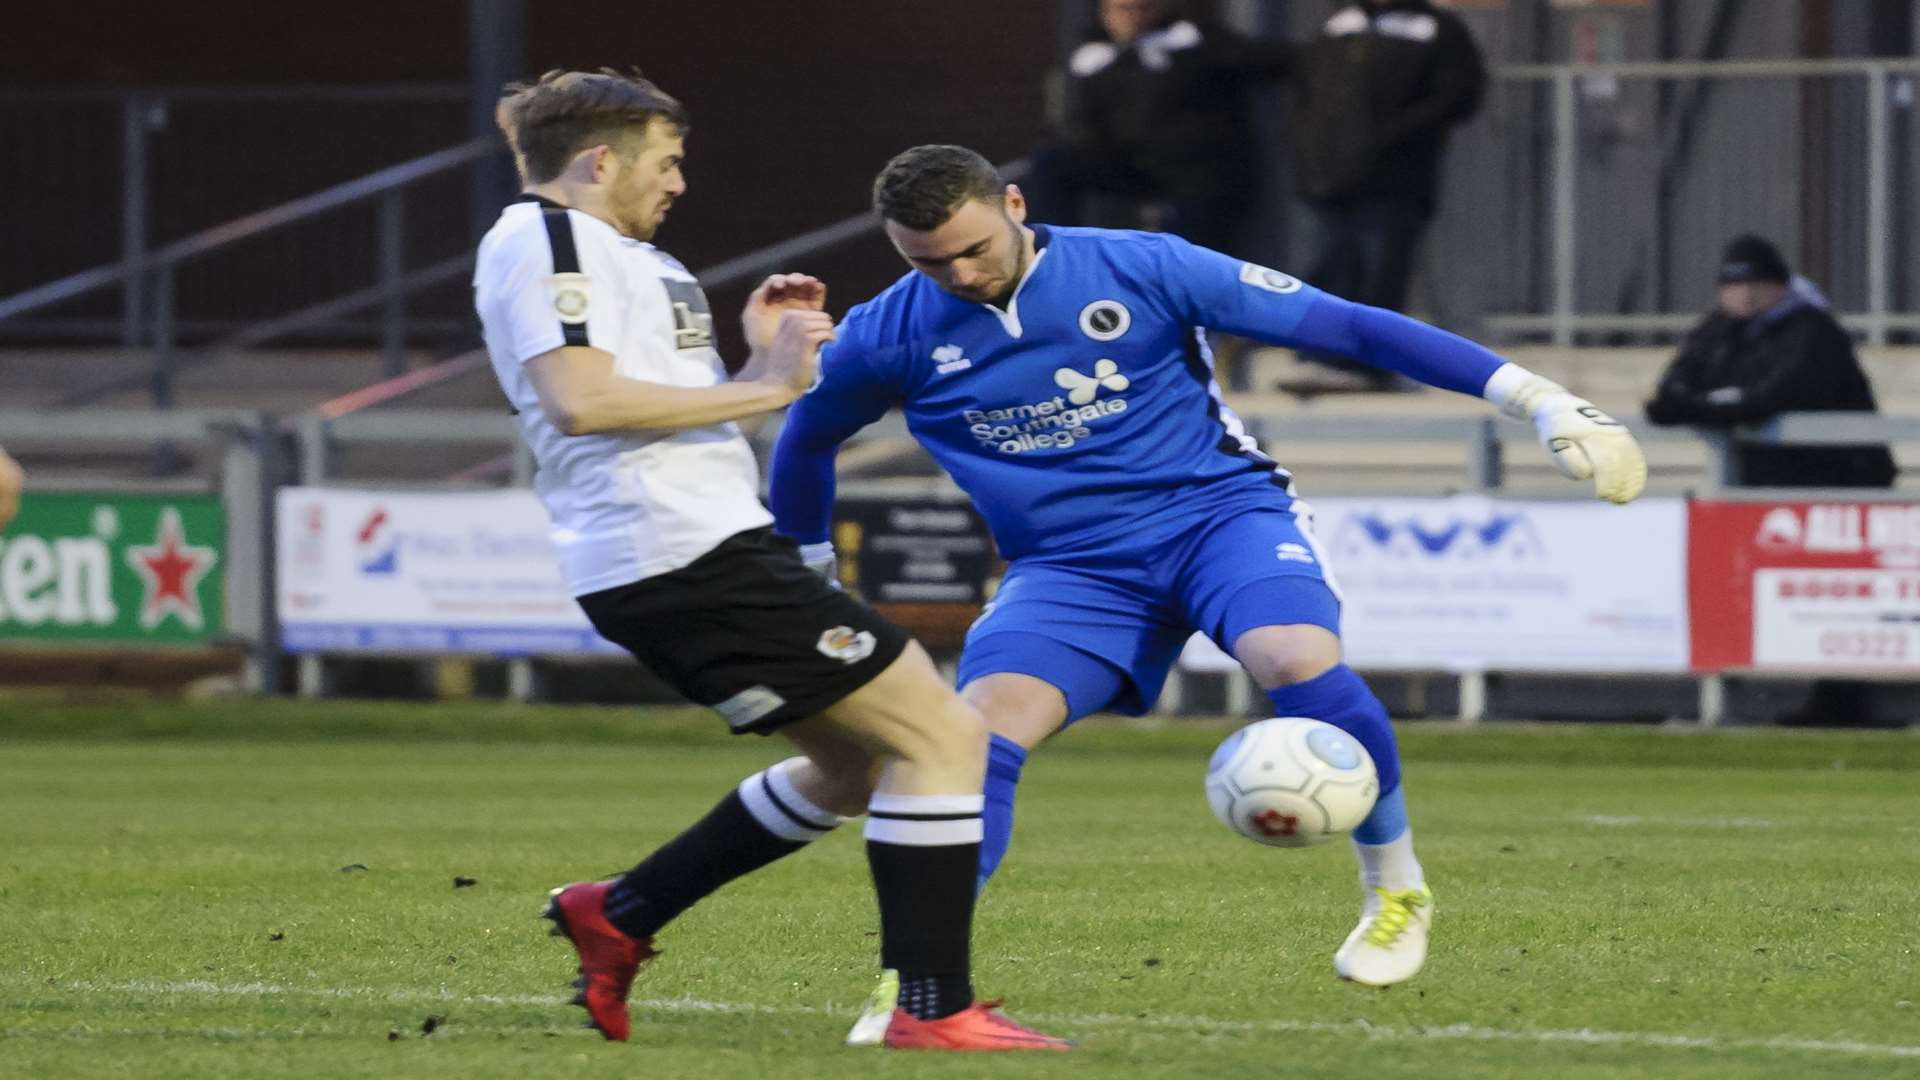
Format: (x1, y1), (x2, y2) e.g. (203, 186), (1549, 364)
(1078, 300), (1131, 341)
(817, 625), (877, 664)
(543, 272), (592, 324)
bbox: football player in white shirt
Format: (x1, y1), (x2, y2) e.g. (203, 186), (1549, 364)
(475, 68), (1067, 1052)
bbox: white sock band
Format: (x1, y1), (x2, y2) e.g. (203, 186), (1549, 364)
(864, 792), (984, 846)
(738, 758), (841, 843)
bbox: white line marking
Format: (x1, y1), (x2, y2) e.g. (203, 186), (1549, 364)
(15, 978), (1916, 1060)
(1580, 815), (1781, 829)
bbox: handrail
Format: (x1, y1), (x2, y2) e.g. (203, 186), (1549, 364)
(316, 350), (491, 419)
(51, 255), (478, 408)
(0, 83), (468, 103)
(0, 137), (498, 324)
(694, 158), (1030, 292)
(1498, 57), (1920, 81)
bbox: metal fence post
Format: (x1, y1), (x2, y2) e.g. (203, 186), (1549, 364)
(1470, 416), (1504, 490)
(507, 433), (541, 701)
(1551, 69), (1578, 348)
(1866, 64), (1891, 348)
(218, 414), (264, 693)
(1457, 671), (1487, 724)
(151, 264), (175, 409)
(379, 189), (407, 378)
(295, 414), (333, 698)
(1700, 429), (1739, 491)
(121, 93), (151, 350)
(252, 412), (284, 694)
(1698, 673), (1725, 727)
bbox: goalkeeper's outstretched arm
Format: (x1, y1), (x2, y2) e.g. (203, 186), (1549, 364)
(1261, 290), (1647, 505)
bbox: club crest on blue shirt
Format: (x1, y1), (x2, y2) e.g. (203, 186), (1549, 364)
(1054, 359), (1130, 405)
(1078, 300), (1132, 341)
(1240, 263), (1304, 295)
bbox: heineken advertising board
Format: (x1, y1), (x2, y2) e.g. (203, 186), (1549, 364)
(0, 493), (224, 645)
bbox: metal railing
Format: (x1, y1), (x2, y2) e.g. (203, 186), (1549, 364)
(5, 405), (1919, 711)
(0, 86), (473, 341)
(1441, 58), (1920, 347)
(0, 137), (499, 406)
(6, 59), (1919, 412)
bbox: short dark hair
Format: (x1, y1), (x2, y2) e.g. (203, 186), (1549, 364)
(495, 68), (688, 185)
(872, 145), (1005, 231)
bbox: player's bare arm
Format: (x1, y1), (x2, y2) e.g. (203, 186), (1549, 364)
(0, 446), (21, 530)
(526, 307), (831, 436)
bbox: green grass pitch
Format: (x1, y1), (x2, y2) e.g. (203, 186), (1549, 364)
(2, 697), (1916, 1078)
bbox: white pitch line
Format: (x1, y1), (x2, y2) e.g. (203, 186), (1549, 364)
(1580, 814), (1782, 829)
(22, 978), (1919, 1061)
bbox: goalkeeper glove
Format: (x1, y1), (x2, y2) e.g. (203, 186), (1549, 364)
(1485, 363), (1647, 505)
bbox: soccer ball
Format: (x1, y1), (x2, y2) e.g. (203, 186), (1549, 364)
(1205, 717), (1378, 848)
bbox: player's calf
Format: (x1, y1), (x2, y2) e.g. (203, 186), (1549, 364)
(545, 757), (846, 1040)
(820, 646), (1069, 1049)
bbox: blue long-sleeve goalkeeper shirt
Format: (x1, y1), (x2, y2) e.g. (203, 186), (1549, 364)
(770, 226), (1504, 560)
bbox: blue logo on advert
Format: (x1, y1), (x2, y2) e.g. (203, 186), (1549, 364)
(1331, 512), (1544, 560)
(356, 507), (398, 575)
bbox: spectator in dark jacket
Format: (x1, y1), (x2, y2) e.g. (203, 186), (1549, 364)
(1024, 0), (1291, 257)
(1291, 0), (1484, 387)
(1648, 234), (1898, 729)
(1644, 233), (1895, 488)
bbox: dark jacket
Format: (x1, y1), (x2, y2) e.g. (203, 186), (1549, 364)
(1644, 288), (1895, 488)
(1062, 18), (1292, 208)
(1291, 1), (1484, 214)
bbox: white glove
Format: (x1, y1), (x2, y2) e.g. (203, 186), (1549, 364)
(797, 541), (840, 587)
(1485, 364), (1647, 505)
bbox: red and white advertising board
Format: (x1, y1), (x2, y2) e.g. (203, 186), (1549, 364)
(1689, 500), (1920, 672)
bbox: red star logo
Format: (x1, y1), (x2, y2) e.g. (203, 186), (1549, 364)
(1250, 809), (1300, 838)
(125, 507), (218, 631)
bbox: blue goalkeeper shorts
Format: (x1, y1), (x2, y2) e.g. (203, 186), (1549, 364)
(955, 501), (1343, 723)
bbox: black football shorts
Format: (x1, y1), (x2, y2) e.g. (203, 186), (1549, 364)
(576, 527), (910, 734)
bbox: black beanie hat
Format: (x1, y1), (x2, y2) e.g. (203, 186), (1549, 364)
(1718, 234), (1791, 285)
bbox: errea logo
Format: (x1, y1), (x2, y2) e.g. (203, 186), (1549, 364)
(932, 343), (973, 374)
(964, 360), (1131, 454)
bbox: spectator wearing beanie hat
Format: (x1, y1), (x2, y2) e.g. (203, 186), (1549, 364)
(1644, 232), (1894, 488)
(1647, 235), (1902, 729)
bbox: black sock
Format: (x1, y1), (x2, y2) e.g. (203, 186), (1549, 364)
(865, 793), (983, 1021)
(605, 762), (838, 939)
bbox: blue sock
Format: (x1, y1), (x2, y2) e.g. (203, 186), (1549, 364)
(977, 734), (1028, 893)
(1266, 665), (1408, 845)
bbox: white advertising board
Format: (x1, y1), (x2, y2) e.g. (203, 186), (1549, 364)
(277, 488), (618, 656)
(1751, 568), (1920, 670)
(1184, 496), (1688, 673)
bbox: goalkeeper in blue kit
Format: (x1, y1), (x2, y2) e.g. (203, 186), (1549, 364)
(768, 146), (1646, 1040)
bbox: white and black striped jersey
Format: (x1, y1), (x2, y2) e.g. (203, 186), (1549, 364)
(473, 196), (773, 595)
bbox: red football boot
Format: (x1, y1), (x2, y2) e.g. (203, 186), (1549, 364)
(882, 999), (1073, 1051)
(542, 881), (657, 1041)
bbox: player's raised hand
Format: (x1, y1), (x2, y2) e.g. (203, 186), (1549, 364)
(0, 447), (21, 531)
(759, 308), (835, 395)
(1494, 370), (1646, 504)
(1536, 401), (1647, 504)
(742, 273), (828, 351)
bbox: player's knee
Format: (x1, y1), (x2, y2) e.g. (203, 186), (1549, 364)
(811, 762), (882, 818)
(1236, 624), (1342, 690)
(963, 674), (1067, 750)
(899, 695), (987, 768)
(781, 752), (881, 819)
